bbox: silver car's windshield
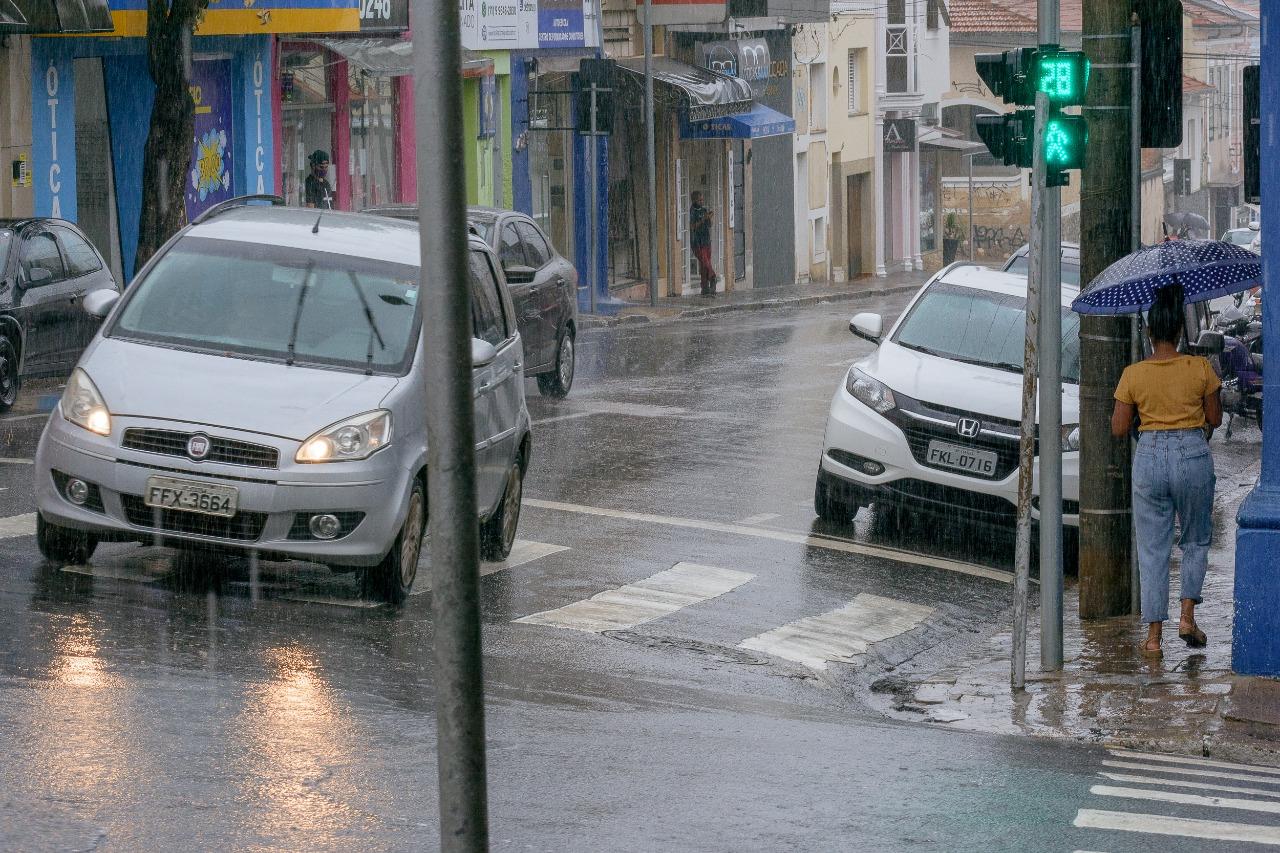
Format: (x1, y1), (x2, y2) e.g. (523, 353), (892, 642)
(894, 281), (1082, 384)
(110, 236), (421, 374)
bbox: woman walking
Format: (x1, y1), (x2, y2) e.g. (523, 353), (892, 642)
(1111, 284), (1222, 659)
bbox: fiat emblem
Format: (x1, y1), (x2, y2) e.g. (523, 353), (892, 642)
(187, 434), (211, 460)
(956, 418), (981, 439)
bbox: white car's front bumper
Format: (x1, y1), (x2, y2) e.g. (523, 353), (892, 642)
(819, 386), (1080, 527)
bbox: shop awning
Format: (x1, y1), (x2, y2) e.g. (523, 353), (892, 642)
(920, 136), (987, 154)
(1, 0), (112, 33)
(617, 57), (753, 122)
(316, 39), (493, 79)
(681, 103), (796, 140)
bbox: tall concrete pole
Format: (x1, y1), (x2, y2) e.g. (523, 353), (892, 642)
(1037, 0), (1064, 671)
(414, 1), (489, 849)
(1078, 0), (1136, 620)
(644, 0), (659, 305)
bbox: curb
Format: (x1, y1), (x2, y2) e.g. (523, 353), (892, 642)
(578, 283), (923, 330)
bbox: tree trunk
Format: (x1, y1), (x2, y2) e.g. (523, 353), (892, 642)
(136, 0), (208, 272)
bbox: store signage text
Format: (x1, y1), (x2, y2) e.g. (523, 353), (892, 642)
(45, 63), (61, 217)
(253, 58), (266, 193)
(883, 118), (916, 153)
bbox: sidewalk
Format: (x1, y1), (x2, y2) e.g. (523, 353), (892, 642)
(578, 270), (934, 329)
(866, 430), (1280, 766)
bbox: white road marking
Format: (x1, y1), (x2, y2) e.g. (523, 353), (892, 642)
(1092, 784), (1280, 816)
(1099, 771), (1280, 800)
(532, 402), (691, 426)
(1109, 749), (1280, 777)
(0, 457), (34, 464)
(0, 513), (36, 539)
(737, 512), (781, 525)
(0, 412), (49, 422)
(412, 540), (568, 595)
(1073, 808), (1280, 845)
(515, 561), (753, 633)
(739, 593), (934, 670)
(522, 498), (1013, 583)
(1102, 760), (1280, 787)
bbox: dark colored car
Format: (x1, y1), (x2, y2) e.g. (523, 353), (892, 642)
(0, 218), (119, 411)
(364, 205), (578, 398)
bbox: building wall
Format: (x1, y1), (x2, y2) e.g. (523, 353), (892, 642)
(0, 38), (34, 219)
(826, 9), (876, 280)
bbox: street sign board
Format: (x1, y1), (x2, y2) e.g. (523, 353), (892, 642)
(638, 0), (726, 26)
(883, 118), (916, 153)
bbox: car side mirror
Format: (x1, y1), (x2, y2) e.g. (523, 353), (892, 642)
(1192, 329), (1225, 356)
(849, 312), (883, 344)
(83, 288), (121, 320)
(25, 267), (53, 287)
(502, 263), (537, 285)
(471, 337), (498, 368)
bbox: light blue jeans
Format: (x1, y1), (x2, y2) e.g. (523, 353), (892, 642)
(1133, 429), (1216, 623)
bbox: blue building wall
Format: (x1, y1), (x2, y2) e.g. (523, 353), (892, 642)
(30, 35), (274, 281)
(1233, 1), (1280, 677)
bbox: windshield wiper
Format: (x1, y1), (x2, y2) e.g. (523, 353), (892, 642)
(344, 270), (386, 376)
(286, 261), (315, 367)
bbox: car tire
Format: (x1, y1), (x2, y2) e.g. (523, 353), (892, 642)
(536, 328), (575, 398)
(480, 459), (523, 561)
(36, 513), (98, 564)
(362, 479), (426, 605)
(0, 334), (20, 412)
(815, 478), (859, 526)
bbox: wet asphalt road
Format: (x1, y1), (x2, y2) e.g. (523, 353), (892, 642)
(1, 295), (1276, 851)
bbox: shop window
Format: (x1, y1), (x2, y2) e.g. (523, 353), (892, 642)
(280, 46), (335, 208)
(920, 152), (938, 253)
(349, 68), (397, 210)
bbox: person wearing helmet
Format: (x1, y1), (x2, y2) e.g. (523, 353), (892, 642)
(305, 149), (335, 210)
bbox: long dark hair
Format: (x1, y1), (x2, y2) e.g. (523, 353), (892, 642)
(1147, 282), (1185, 345)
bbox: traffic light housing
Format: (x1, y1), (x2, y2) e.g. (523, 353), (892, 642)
(573, 58), (616, 135)
(1135, 0), (1183, 149)
(973, 46), (1089, 185)
(1245, 64), (1260, 205)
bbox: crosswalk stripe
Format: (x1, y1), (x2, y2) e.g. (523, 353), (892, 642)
(1109, 749), (1280, 777)
(1092, 784), (1280, 816)
(1073, 808), (1280, 845)
(523, 498), (1013, 583)
(1102, 759), (1280, 788)
(515, 562), (753, 633)
(411, 540), (568, 596)
(738, 593), (934, 670)
(0, 513), (36, 539)
(1099, 771), (1280, 800)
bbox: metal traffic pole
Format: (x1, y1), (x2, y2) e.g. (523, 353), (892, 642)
(1128, 22), (1143, 617)
(588, 81), (599, 315)
(1038, 0), (1065, 673)
(1013, 110), (1044, 691)
(643, 0), (659, 306)
(967, 152), (976, 260)
(413, 1), (489, 849)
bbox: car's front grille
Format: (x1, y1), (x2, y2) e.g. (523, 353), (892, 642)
(883, 478), (1017, 520)
(120, 494), (267, 542)
(122, 428), (279, 469)
(888, 411), (1022, 480)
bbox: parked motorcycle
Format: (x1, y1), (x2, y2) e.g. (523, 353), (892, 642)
(1213, 304), (1264, 438)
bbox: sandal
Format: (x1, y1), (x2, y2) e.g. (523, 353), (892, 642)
(1178, 623), (1208, 648)
(1139, 638), (1164, 659)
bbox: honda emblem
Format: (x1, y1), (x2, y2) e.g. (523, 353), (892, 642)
(187, 434), (211, 460)
(956, 418), (981, 439)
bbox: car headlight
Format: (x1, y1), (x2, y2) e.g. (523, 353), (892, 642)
(296, 410), (392, 463)
(845, 368), (896, 414)
(1061, 424), (1081, 452)
(61, 368), (111, 436)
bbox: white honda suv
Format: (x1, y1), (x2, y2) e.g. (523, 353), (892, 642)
(816, 263), (1080, 542)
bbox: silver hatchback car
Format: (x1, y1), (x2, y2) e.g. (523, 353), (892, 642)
(34, 201), (532, 603)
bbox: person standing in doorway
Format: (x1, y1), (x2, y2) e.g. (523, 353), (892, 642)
(1111, 283), (1222, 659)
(305, 150), (335, 210)
(690, 191), (718, 297)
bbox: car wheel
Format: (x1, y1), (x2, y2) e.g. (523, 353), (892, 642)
(537, 328), (575, 398)
(481, 460), (523, 561)
(0, 334), (20, 412)
(815, 478), (859, 526)
(36, 513), (98, 564)
(362, 479), (426, 604)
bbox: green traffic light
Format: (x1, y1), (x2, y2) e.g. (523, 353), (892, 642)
(1044, 115), (1087, 170)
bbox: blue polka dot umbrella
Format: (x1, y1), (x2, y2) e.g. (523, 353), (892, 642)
(1071, 239), (1262, 315)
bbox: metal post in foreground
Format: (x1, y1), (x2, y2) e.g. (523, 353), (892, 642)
(1128, 23), (1143, 617)
(1011, 129), (1042, 690)
(588, 82), (599, 315)
(643, 0), (659, 306)
(413, 1), (489, 849)
(1037, 0), (1065, 672)
(967, 153), (975, 261)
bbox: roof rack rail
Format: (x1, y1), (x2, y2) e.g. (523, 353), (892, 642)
(191, 194), (286, 226)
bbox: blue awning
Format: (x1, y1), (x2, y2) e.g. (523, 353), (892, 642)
(681, 104), (796, 140)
